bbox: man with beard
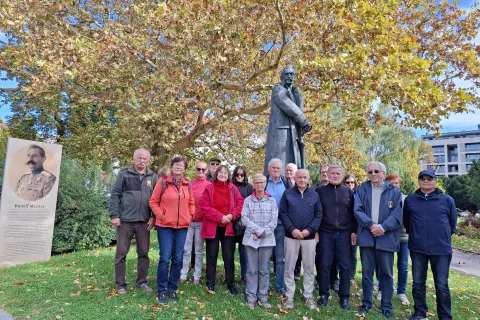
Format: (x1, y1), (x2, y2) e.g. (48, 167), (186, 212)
(14, 144), (56, 201)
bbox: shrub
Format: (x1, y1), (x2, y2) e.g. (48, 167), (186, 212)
(457, 216), (480, 240)
(53, 158), (116, 253)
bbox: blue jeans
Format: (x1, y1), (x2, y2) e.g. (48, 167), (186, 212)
(156, 227), (188, 293)
(397, 242), (409, 294)
(272, 223), (285, 292)
(411, 251), (452, 320)
(238, 240), (247, 278)
(316, 231), (351, 299)
(360, 247), (394, 311)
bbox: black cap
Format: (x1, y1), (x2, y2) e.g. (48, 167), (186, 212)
(209, 157), (221, 163)
(418, 170), (436, 179)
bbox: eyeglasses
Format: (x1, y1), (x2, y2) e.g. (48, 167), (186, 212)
(196, 168), (207, 172)
(173, 163), (185, 168)
(345, 181), (355, 184)
(367, 170), (380, 174)
(321, 171), (328, 175)
(210, 162), (220, 166)
(235, 173), (245, 177)
(419, 176), (435, 182)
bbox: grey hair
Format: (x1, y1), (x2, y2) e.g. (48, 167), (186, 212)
(286, 163), (298, 171)
(268, 158), (283, 167)
(133, 148), (150, 159)
(328, 165), (344, 175)
(366, 161), (386, 173)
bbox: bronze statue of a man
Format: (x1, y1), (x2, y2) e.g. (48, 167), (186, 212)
(264, 66), (312, 175)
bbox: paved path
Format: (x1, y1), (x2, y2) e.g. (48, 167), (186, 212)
(451, 249), (480, 278)
(0, 309), (13, 320)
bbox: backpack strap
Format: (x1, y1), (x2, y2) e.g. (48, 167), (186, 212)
(159, 176), (168, 200)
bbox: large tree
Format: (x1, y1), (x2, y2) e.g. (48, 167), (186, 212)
(0, 0), (479, 169)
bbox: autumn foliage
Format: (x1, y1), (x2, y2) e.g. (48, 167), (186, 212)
(0, 0), (478, 170)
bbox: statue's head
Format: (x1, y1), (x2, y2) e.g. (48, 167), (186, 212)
(280, 66), (295, 87)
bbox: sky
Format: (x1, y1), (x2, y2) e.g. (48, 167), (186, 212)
(1, 0), (479, 136)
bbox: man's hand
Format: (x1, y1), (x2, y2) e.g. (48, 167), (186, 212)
(370, 224), (385, 237)
(315, 232), (319, 244)
(300, 229), (310, 238)
(351, 233), (357, 245)
(253, 234), (258, 241)
(291, 229), (304, 239)
(147, 217), (155, 231)
(301, 123), (312, 136)
(111, 218), (121, 227)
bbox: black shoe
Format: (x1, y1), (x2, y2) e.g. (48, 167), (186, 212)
(228, 285), (238, 296)
(239, 276), (247, 286)
(206, 283), (215, 293)
(294, 271), (301, 281)
(381, 310), (393, 318)
(409, 314), (427, 320)
(317, 295), (328, 306)
(339, 298), (350, 310)
(169, 291), (179, 302)
(356, 305), (371, 315)
(156, 292), (168, 305)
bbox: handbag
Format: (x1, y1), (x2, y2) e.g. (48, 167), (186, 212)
(233, 218), (246, 236)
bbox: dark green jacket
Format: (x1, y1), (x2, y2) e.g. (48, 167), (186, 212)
(108, 165), (158, 222)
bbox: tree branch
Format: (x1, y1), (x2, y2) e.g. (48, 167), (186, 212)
(173, 100), (270, 150)
(243, 0), (287, 85)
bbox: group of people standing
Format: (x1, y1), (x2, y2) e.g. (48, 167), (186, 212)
(108, 148), (457, 320)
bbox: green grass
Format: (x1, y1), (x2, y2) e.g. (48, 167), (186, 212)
(452, 234), (480, 252)
(1, 234), (480, 320)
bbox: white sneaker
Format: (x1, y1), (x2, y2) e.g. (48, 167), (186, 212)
(377, 291), (382, 301)
(305, 297), (316, 310)
(398, 293), (410, 305)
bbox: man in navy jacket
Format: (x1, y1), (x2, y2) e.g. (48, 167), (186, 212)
(279, 169), (322, 310)
(354, 161), (402, 319)
(404, 170), (457, 320)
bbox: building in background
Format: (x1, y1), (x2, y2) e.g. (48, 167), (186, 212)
(421, 128), (480, 177)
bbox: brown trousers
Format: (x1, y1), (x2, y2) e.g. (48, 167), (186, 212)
(114, 221), (150, 290)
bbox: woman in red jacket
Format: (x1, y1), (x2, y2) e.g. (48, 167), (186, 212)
(149, 156), (195, 305)
(201, 165), (244, 295)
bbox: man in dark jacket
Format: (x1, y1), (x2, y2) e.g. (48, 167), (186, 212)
(404, 170), (457, 320)
(315, 165), (357, 310)
(279, 169), (322, 310)
(108, 148), (158, 295)
(354, 161), (402, 319)
(265, 158), (293, 296)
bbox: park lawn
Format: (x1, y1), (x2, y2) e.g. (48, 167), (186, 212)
(1, 235), (480, 320)
(452, 234), (480, 252)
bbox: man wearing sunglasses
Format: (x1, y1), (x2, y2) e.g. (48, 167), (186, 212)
(403, 170), (457, 320)
(354, 161), (402, 319)
(206, 157), (221, 182)
(180, 161), (211, 284)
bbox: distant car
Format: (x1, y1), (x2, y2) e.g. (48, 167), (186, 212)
(458, 211), (469, 217)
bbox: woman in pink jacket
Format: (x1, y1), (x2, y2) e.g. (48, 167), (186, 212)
(201, 165), (244, 295)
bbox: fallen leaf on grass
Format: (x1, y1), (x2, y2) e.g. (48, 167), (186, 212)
(86, 285), (94, 290)
(199, 303), (205, 309)
(64, 263), (72, 267)
(190, 312), (198, 315)
(18, 281), (25, 285)
(277, 304), (288, 314)
(191, 296), (198, 301)
(60, 308), (65, 313)
(73, 279), (81, 285)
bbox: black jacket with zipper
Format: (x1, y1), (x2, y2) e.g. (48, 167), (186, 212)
(316, 183), (357, 233)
